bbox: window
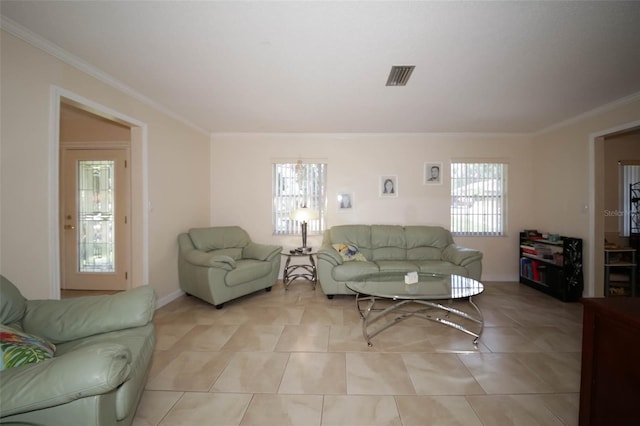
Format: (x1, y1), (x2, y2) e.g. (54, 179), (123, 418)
(619, 163), (640, 236)
(273, 160), (327, 235)
(451, 162), (506, 236)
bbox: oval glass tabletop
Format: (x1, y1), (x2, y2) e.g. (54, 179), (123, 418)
(345, 272), (483, 300)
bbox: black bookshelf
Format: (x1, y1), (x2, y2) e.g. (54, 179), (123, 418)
(519, 231), (583, 302)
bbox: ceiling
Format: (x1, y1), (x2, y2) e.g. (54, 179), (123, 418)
(2, 1), (640, 134)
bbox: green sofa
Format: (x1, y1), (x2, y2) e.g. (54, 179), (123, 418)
(178, 226), (282, 308)
(0, 275), (156, 426)
(317, 225), (483, 297)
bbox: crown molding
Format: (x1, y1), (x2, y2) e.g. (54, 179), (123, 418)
(1, 16), (210, 136)
(536, 90), (640, 136)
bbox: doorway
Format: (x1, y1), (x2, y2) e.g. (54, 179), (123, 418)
(59, 102), (132, 291)
(592, 122), (640, 297)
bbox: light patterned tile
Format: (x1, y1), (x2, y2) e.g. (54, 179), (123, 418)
(146, 351), (233, 391)
(158, 392), (251, 426)
(466, 395), (565, 425)
(240, 394), (323, 426)
(402, 353), (485, 395)
(300, 306), (345, 325)
(479, 327), (545, 352)
(279, 352), (347, 394)
(458, 353), (554, 394)
(211, 352), (289, 393)
(135, 283), (584, 425)
(274, 324), (330, 352)
(132, 390), (183, 426)
(153, 323), (196, 350)
(322, 395), (402, 426)
(172, 324), (239, 351)
(346, 352), (415, 395)
(395, 395), (483, 426)
(541, 393), (580, 426)
(220, 324), (284, 351)
(516, 325), (583, 352)
(516, 351), (582, 392)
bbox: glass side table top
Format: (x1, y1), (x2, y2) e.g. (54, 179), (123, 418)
(346, 272), (483, 300)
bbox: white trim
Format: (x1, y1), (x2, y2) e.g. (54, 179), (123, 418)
(2, 16), (209, 137)
(49, 88), (61, 300)
(538, 91), (640, 135)
(51, 86), (150, 297)
(155, 289), (185, 309)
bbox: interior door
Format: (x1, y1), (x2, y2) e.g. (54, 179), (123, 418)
(61, 148), (130, 290)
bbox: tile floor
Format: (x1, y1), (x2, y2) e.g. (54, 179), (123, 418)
(133, 281), (583, 426)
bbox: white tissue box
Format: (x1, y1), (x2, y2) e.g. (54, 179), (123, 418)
(404, 271), (418, 285)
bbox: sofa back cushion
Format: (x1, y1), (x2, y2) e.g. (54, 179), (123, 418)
(328, 225), (373, 260)
(405, 226), (454, 260)
(189, 227), (250, 252)
(371, 225), (407, 261)
(0, 275), (26, 326)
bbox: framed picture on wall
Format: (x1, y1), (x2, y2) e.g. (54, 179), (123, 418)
(337, 191), (354, 211)
(380, 175), (398, 197)
(424, 162), (443, 185)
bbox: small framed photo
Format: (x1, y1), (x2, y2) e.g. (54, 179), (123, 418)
(337, 191), (354, 211)
(380, 175), (398, 197)
(424, 162), (443, 185)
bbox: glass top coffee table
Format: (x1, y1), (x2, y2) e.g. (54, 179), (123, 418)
(346, 272), (484, 347)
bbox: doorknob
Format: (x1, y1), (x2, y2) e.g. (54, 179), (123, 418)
(64, 225), (76, 230)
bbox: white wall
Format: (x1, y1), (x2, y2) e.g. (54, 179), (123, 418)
(210, 132), (534, 282)
(0, 31), (211, 300)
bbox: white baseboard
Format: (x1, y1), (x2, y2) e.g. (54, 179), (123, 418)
(155, 289), (185, 309)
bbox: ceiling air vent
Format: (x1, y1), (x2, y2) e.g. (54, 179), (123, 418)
(386, 65), (415, 86)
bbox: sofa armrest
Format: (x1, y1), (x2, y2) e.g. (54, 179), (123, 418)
(442, 244), (483, 267)
(0, 343), (131, 418)
(243, 242), (281, 261)
(181, 248), (236, 270)
(317, 244), (343, 266)
(23, 286), (156, 344)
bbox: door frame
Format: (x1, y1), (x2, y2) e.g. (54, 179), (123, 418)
(50, 86), (149, 299)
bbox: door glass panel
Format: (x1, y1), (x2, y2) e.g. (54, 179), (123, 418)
(78, 160), (115, 273)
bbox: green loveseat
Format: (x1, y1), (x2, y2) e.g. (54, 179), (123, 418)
(0, 275), (156, 426)
(317, 225), (483, 297)
(178, 226), (282, 308)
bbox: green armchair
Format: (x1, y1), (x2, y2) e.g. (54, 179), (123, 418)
(178, 226), (282, 308)
(0, 275), (156, 426)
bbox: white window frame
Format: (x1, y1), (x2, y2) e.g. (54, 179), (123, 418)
(272, 160), (327, 236)
(451, 161), (507, 236)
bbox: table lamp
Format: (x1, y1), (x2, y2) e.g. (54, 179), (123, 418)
(292, 206), (319, 250)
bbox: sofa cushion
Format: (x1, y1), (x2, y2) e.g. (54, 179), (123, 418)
(225, 260), (272, 287)
(189, 227), (249, 252)
(413, 260), (468, 277)
(210, 248), (243, 260)
(371, 225), (407, 261)
(333, 244), (367, 262)
(332, 262), (379, 281)
(1, 275), (27, 326)
(375, 261), (421, 273)
(329, 225), (373, 259)
(405, 226), (453, 260)
(23, 286), (155, 344)
(0, 325), (56, 371)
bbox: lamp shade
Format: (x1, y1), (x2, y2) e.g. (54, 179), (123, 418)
(292, 207), (319, 223)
